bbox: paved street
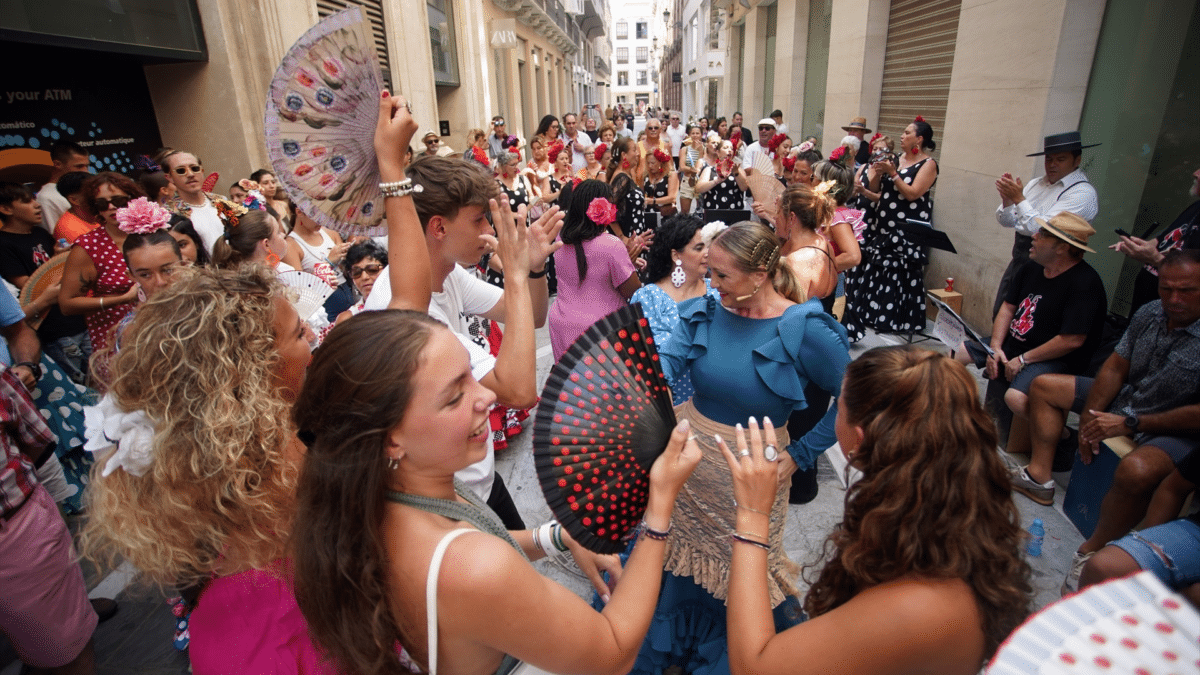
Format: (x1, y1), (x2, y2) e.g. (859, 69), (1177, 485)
(1, 320), (1083, 674)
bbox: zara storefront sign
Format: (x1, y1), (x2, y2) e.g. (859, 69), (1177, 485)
(491, 19), (518, 49)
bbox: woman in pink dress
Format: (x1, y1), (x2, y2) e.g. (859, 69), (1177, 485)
(548, 180), (641, 360)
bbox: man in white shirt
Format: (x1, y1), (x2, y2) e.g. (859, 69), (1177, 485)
(614, 115), (634, 139)
(363, 155), (561, 529)
(35, 142), (90, 234)
(162, 150), (225, 253)
(994, 131), (1100, 315)
(562, 112), (590, 172)
(741, 118), (777, 172)
(664, 111), (687, 161)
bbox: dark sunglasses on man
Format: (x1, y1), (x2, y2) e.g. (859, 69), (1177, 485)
(172, 164), (203, 176)
(92, 196), (132, 212)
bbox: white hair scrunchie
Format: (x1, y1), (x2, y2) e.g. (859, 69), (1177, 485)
(84, 394), (156, 477)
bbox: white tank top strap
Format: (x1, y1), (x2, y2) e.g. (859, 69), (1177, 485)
(426, 528), (478, 675)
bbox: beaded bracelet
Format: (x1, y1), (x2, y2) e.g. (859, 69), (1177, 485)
(379, 179), (423, 198)
(638, 520), (671, 541)
(533, 522), (568, 558)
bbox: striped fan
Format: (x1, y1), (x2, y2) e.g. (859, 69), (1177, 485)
(264, 8), (385, 237)
(277, 270), (334, 322)
(533, 304), (676, 554)
(747, 150), (784, 224)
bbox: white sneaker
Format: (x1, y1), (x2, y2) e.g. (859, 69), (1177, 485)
(1061, 550), (1095, 596)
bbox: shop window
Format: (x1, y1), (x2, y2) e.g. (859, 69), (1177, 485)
(636, 21), (648, 39)
(636, 46), (648, 63)
(616, 47), (628, 63)
(617, 71), (629, 86)
(616, 21), (628, 39)
(427, 0), (460, 86)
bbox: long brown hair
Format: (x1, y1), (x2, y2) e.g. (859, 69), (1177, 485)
(211, 209), (274, 268)
(291, 310), (444, 675)
(804, 346), (1031, 661)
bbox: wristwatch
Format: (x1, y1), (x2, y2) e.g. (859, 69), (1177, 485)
(1124, 414), (1140, 434)
(13, 361), (42, 380)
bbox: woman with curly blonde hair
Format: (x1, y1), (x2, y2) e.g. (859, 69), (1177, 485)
(83, 91), (431, 672)
(722, 346), (1032, 675)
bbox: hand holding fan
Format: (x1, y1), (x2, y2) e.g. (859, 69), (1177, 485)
(277, 270), (334, 322)
(747, 151), (784, 224)
(265, 8), (385, 238)
(533, 304), (676, 554)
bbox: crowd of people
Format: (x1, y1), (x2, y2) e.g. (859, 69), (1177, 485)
(0, 84), (1196, 675)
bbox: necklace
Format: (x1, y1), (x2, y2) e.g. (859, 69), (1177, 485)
(385, 481), (525, 556)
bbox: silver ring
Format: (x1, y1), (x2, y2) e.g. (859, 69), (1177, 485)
(738, 450), (751, 457)
(763, 445), (779, 462)
(405, 103), (412, 113)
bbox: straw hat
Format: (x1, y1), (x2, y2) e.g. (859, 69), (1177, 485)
(1035, 212), (1096, 253)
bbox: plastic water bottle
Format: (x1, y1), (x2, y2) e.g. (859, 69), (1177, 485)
(1026, 519), (1044, 557)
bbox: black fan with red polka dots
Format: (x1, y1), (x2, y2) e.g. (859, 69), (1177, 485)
(533, 304), (676, 554)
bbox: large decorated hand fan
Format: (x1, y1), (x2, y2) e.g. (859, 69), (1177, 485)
(265, 8), (384, 238)
(747, 151), (784, 223)
(534, 304), (676, 554)
(988, 571), (1198, 674)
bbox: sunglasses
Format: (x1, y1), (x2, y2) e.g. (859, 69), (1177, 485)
(350, 263), (384, 278)
(759, 126), (774, 131)
(172, 164), (203, 176)
(92, 195), (131, 211)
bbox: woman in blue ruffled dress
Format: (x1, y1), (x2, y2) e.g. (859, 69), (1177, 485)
(624, 222), (851, 675)
(628, 214), (714, 403)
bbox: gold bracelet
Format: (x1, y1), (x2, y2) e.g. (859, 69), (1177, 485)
(735, 502), (770, 517)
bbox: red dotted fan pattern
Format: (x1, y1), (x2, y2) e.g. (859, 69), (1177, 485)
(534, 304), (676, 554)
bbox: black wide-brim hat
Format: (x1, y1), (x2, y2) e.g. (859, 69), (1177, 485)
(1027, 131), (1101, 156)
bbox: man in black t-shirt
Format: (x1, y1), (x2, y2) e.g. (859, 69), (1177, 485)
(957, 212), (1107, 450)
(0, 183), (89, 383)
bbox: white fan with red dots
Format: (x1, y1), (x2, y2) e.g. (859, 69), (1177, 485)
(987, 571), (1198, 674)
(532, 304), (676, 554)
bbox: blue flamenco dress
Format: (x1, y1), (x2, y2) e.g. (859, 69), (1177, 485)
(601, 294), (850, 675)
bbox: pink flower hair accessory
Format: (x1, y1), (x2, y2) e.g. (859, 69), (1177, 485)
(796, 140), (815, 154)
(243, 190), (268, 211)
(115, 197), (172, 235)
(586, 197), (617, 226)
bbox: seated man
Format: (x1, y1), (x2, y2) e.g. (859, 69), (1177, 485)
(956, 212), (1107, 451)
(1079, 447), (1199, 607)
(1009, 249), (1200, 593)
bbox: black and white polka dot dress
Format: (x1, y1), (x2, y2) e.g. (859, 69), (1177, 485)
(612, 173), (648, 237)
(842, 158), (937, 341)
(644, 175), (669, 213)
(498, 176), (531, 212)
(699, 165), (744, 212)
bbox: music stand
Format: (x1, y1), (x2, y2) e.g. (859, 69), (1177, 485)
(893, 218), (958, 343)
(703, 209), (752, 224)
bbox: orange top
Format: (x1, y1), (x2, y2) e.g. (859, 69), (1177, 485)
(54, 211), (97, 244)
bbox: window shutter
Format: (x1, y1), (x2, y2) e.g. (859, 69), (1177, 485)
(877, 0), (961, 159)
(316, 0), (393, 89)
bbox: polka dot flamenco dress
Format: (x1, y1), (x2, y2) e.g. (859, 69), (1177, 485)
(700, 165), (744, 213)
(842, 158), (937, 342)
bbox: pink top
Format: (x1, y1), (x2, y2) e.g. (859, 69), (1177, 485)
(74, 227), (134, 369)
(188, 565), (336, 675)
(549, 233), (637, 360)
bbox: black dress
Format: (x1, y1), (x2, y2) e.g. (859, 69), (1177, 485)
(644, 175), (669, 212)
(699, 164), (744, 212)
(498, 175), (532, 212)
(843, 158), (936, 341)
(611, 173), (647, 238)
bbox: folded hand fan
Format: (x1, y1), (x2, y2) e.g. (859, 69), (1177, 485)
(202, 172), (220, 195)
(988, 571), (1199, 674)
(747, 151), (784, 223)
(277, 270), (334, 322)
(265, 8), (385, 238)
(534, 304), (676, 554)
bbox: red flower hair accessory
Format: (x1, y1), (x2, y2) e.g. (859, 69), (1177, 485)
(594, 143), (608, 163)
(767, 133), (787, 153)
(115, 197), (172, 234)
(652, 148), (672, 165)
(548, 140), (566, 163)
(586, 197), (617, 226)
(914, 115), (925, 123)
(781, 156), (796, 173)
(829, 146), (847, 163)
(870, 133), (883, 143)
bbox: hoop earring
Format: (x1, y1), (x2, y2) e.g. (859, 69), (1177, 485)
(265, 252), (281, 267)
(671, 259), (686, 288)
(386, 455), (401, 470)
